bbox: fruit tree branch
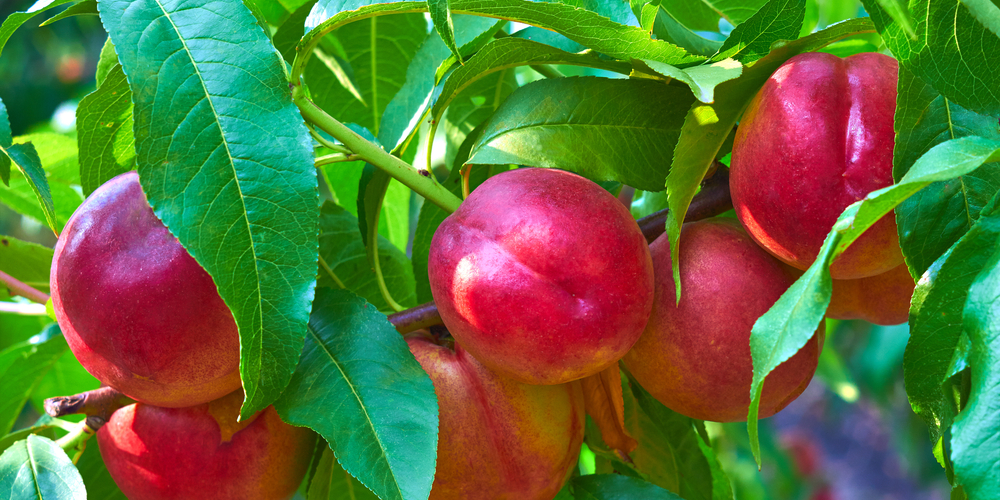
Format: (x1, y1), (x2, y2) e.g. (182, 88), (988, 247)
(0, 269), (50, 304)
(44, 386), (135, 428)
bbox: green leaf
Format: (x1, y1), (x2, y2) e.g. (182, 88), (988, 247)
(894, 64), (1000, 278)
(100, 0), (319, 418)
(747, 136), (1000, 464)
(642, 58), (743, 103)
(0, 0), (76, 58)
(665, 18), (875, 302)
(307, 445), (380, 500)
(0, 99), (56, 234)
(0, 328), (67, 436)
(712, 0), (806, 63)
(0, 98), (10, 186)
(0, 418), (59, 457)
(301, 0), (704, 68)
(428, 0), (461, 63)
(95, 37), (118, 87)
(0, 235), (52, 297)
(952, 233), (1000, 498)
(440, 68), (517, 170)
(76, 63), (135, 196)
(960, 0), (1000, 36)
(658, 0), (768, 31)
(0, 134), (83, 234)
(378, 15), (501, 153)
(74, 436), (126, 500)
(572, 474), (684, 500)
(468, 76), (695, 191)
(274, 288), (438, 500)
(864, 0), (1000, 116)
(549, 0), (636, 26)
(905, 216), (1000, 446)
(38, 0), (98, 27)
(872, 0), (916, 39)
(275, 0), (319, 64)
(318, 202), (416, 313)
(306, 13), (428, 135)
(651, 7), (724, 57)
(0, 435), (85, 500)
(624, 377), (722, 500)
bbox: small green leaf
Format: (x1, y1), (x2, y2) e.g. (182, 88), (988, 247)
(572, 474), (685, 500)
(95, 37), (118, 87)
(274, 288), (438, 500)
(468, 76), (695, 191)
(0, 100), (56, 233)
(0, 134), (82, 234)
(76, 64), (135, 196)
(665, 18), (875, 302)
(0, 0), (76, 58)
(952, 233), (1000, 498)
(39, 0), (98, 27)
(865, 0), (1000, 116)
(307, 445), (380, 500)
(747, 136), (1000, 465)
(0, 435), (85, 500)
(651, 7), (724, 57)
(427, 0), (461, 63)
(0, 328), (67, 436)
(642, 58), (743, 104)
(712, 0), (806, 64)
(100, 0), (319, 418)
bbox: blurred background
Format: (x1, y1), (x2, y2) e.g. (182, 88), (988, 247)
(0, 0), (953, 498)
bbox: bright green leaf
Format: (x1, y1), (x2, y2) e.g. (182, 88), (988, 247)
(658, 0), (769, 31)
(73, 436), (126, 500)
(468, 76), (695, 191)
(38, 0), (98, 26)
(0, 134), (82, 234)
(0, 0), (76, 58)
(0, 235), (52, 297)
(0, 327), (67, 436)
(651, 7), (724, 57)
(0, 101), (56, 234)
(428, 0), (461, 63)
(76, 63), (135, 196)
(274, 288), (438, 500)
(642, 58), (743, 103)
(100, 0), (319, 418)
(873, 0), (916, 38)
(0, 435), (85, 500)
(712, 0), (806, 63)
(95, 36), (117, 87)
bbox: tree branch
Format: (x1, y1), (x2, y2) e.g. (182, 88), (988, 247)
(0, 270), (50, 304)
(44, 386), (135, 428)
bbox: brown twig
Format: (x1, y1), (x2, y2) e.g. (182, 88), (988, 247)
(0, 270), (50, 304)
(44, 386), (135, 430)
(388, 301), (443, 334)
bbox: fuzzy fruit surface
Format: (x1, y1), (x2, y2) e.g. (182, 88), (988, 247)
(731, 52), (902, 279)
(623, 219), (823, 422)
(50, 171), (241, 407)
(97, 390), (315, 500)
(827, 263), (915, 325)
(428, 168), (654, 385)
(407, 332), (585, 499)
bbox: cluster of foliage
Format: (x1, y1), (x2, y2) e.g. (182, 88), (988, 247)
(0, 0), (997, 498)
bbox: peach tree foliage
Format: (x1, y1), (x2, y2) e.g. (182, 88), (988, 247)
(0, 0), (996, 499)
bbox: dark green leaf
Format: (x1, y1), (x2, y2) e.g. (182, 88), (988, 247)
(712, 0), (806, 63)
(657, 0), (769, 31)
(468, 76), (695, 191)
(641, 58), (742, 103)
(440, 69), (517, 170)
(357, 164), (410, 310)
(0, 435), (85, 500)
(747, 136), (1000, 464)
(274, 0), (319, 64)
(0, 134), (82, 234)
(307, 13), (428, 135)
(307, 445), (381, 500)
(76, 64), (135, 196)
(428, 0), (461, 63)
(274, 288), (438, 500)
(651, 7), (724, 57)
(318, 202), (416, 313)
(865, 0), (1000, 116)
(0, 0), (75, 58)
(38, 0), (98, 27)
(894, 65), (1000, 278)
(378, 15), (501, 153)
(905, 216), (1000, 445)
(301, 0), (704, 68)
(74, 437), (126, 500)
(0, 98), (10, 185)
(952, 232), (1000, 498)
(572, 474), (684, 500)
(100, 0), (319, 418)
(665, 18), (875, 301)
(0, 329), (67, 436)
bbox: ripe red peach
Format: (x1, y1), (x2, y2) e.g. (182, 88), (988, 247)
(428, 168), (654, 385)
(50, 171), (241, 408)
(407, 332), (585, 499)
(97, 390), (316, 500)
(623, 218), (823, 422)
(730, 52), (902, 279)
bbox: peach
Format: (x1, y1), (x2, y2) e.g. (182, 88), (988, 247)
(50, 171), (241, 407)
(730, 52), (902, 279)
(827, 263), (914, 325)
(407, 332), (585, 499)
(428, 168), (654, 385)
(97, 390), (316, 500)
(623, 219), (823, 422)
